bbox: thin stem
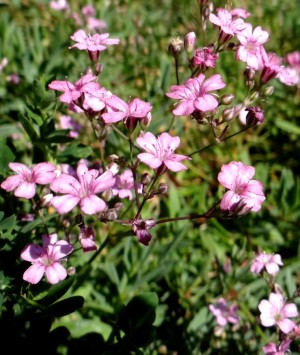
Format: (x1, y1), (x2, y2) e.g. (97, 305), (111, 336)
(135, 172), (159, 218)
(188, 125), (252, 157)
(174, 57), (180, 85)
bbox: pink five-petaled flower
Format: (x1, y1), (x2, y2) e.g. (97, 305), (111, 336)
(250, 252), (283, 276)
(69, 30), (119, 62)
(50, 161), (116, 215)
(136, 132), (191, 174)
(1, 162), (56, 199)
(165, 73), (226, 116)
(102, 96), (152, 131)
(262, 339), (292, 355)
(48, 73), (99, 106)
(259, 292), (298, 334)
(209, 298), (239, 327)
(218, 161), (266, 214)
(112, 169), (141, 200)
(193, 47), (219, 71)
(20, 233), (73, 284)
(236, 24), (269, 70)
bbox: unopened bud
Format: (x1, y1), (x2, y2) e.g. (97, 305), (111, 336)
(168, 37), (183, 57)
(95, 63), (103, 75)
(244, 68), (256, 80)
(245, 79), (255, 90)
(245, 106), (264, 126)
(114, 202), (124, 212)
(67, 266), (76, 276)
(157, 183), (169, 195)
(250, 91), (259, 101)
(139, 112), (152, 130)
(220, 94), (235, 105)
(184, 32), (197, 54)
(108, 154), (119, 162)
(40, 193), (53, 207)
(141, 172), (151, 186)
(105, 208), (118, 221)
(125, 116), (138, 132)
(262, 85), (274, 96)
(222, 107), (235, 122)
(101, 188), (113, 201)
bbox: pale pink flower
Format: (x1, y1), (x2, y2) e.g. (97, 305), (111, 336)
(286, 51), (300, 71)
(184, 32), (197, 54)
(209, 8), (247, 44)
(209, 298), (239, 327)
(50, 161), (115, 215)
(230, 8), (251, 19)
(245, 106), (265, 126)
(259, 293), (298, 334)
(81, 4), (95, 17)
(260, 53), (283, 85)
(112, 169), (141, 200)
(263, 339), (292, 355)
(79, 226), (97, 252)
(69, 30), (119, 60)
(83, 87), (113, 113)
(193, 47), (219, 70)
(236, 25), (269, 70)
(165, 73), (226, 116)
(218, 161), (266, 213)
(48, 73), (99, 107)
(250, 252), (283, 276)
(50, 0), (69, 11)
(136, 132), (191, 173)
(59, 115), (83, 138)
(87, 17), (107, 31)
(21, 233), (73, 284)
(1, 162), (56, 199)
(0, 57), (8, 72)
(102, 96), (152, 131)
(278, 67), (300, 87)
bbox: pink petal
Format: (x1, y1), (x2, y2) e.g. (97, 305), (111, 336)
(102, 111), (127, 123)
(1, 175), (23, 192)
(164, 160), (188, 172)
(202, 74), (226, 92)
(220, 190), (240, 210)
(14, 182), (36, 199)
(136, 132), (158, 155)
(80, 195), (107, 214)
(194, 94), (219, 112)
(50, 174), (80, 194)
(137, 153), (162, 169)
(48, 80), (74, 92)
(277, 318), (296, 334)
(50, 241), (73, 260)
(283, 303), (299, 318)
(8, 162), (31, 175)
(45, 263), (67, 284)
(23, 263), (45, 284)
(51, 195), (80, 214)
(93, 171), (116, 193)
(20, 244), (44, 262)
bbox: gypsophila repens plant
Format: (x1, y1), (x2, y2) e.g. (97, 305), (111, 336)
(0, 0), (300, 353)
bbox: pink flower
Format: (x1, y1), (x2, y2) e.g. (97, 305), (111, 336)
(250, 252), (283, 276)
(50, 0), (68, 11)
(230, 8), (251, 19)
(69, 30), (119, 62)
(236, 25), (269, 70)
(136, 132), (191, 173)
(87, 18), (107, 31)
(260, 53), (283, 85)
(20, 233), (73, 284)
(259, 293), (298, 334)
(132, 219), (156, 246)
(165, 73), (226, 116)
(0, 57), (8, 72)
(59, 115), (83, 138)
(50, 161), (115, 215)
(193, 47), (219, 70)
(83, 86), (113, 113)
(102, 96), (152, 131)
(209, 298), (239, 327)
(262, 339), (292, 355)
(209, 8), (247, 44)
(218, 161), (266, 213)
(1, 162), (56, 199)
(48, 73), (99, 106)
(79, 226), (97, 253)
(112, 169), (141, 200)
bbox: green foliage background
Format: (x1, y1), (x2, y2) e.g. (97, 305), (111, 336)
(0, 0), (300, 354)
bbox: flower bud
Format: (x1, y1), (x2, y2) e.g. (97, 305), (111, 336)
(262, 85), (274, 96)
(105, 208), (118, 221)
(220, 94), (235, 105)
(139, 112), (152, 130)
(157, 183), (169, 195)
(40, 193), (53, 207)
(67, 266), (76, 276)
(245, 106), (264, 126)
(168, 36), (183, 57)
(184, 32), (197, 54)
(101, 188), (113, 201)
(244, 68), (256, 80)
(114, 202), (124, 211)
(222, 107), (235, 122)
(245, 79), (255, 90)
(106, 162), (120, 176)
(141, 172), (151, 186)
(250, 91), (259, 101)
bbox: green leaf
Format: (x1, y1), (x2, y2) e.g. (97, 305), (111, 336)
(119, 292), (158, 334)
(58, 144), (93, 161)
(275, 119), (300, 135)
(18, 112), (39, 141)
(24, 106), (43, 126)
(0, 124), (22, 137)
(0, 138), (15, 173)
(36, 276), (76, 306)
(44, 130), (74, 144)
(48, 296), (85, 318)
(0, 214), (16, 238)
